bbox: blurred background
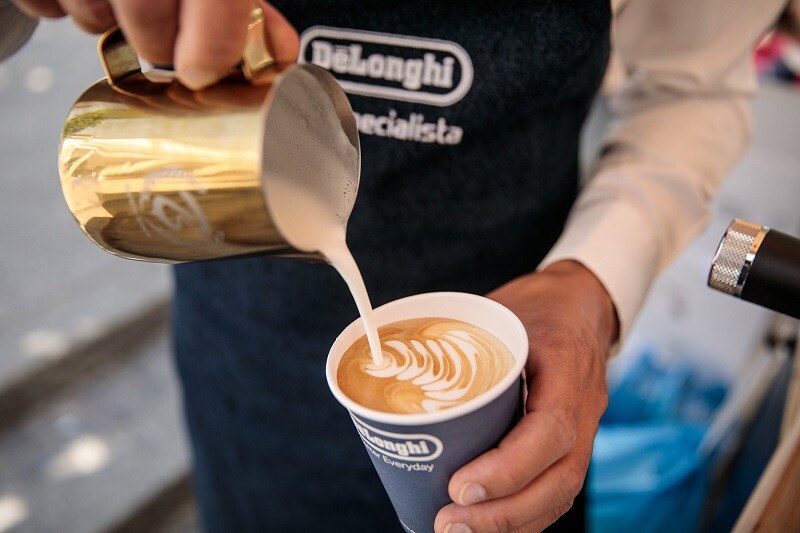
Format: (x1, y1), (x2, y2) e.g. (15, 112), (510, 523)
(1, 15), (799, 533)
(0, 19), (192, 533)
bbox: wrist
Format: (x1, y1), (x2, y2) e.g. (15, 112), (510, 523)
(540, 260), (620, 349)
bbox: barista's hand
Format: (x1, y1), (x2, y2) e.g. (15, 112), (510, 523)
(10, 0), (299, 89)
(435, 260), (618, 533)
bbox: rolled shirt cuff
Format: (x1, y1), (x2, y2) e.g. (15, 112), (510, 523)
(538, 190), (663, 351)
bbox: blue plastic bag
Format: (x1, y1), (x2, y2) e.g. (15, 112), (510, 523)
(589, 352), (727, 533)
(590, 423), (709, 532)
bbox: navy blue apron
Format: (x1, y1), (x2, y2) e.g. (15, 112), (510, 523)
(173, 1), (610, 530)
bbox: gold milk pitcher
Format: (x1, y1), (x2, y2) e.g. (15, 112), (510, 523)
(58, 8), (360, 263)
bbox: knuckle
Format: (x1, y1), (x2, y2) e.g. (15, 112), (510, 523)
(549, 409), (578, 454)
(541, 500), (574, 530)
(493, 461), (527, 495)
(75, 0), (113, 32)
(197, 5), (252, 63)
(15, 0), (64, 18)
(557, 464), (586, 501)
(83, 0), (110, 20)
(70, 17), (98, 33)
(130, 4), (177, 43)
(485, 512), (517, 533)
(121, 0), (157, 22)
(40, 5), (67, 18)
(72, 18), (107, 34)
(188, 27), (247, 70)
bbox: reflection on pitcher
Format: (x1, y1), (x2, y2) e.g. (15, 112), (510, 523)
(59, 14), (359, 264)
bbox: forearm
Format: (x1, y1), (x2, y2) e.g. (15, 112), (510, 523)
(540, 93), (752, 341)
(541, 0), (785, 343)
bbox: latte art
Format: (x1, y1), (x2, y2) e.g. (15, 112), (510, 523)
(337, 318), (515, 414)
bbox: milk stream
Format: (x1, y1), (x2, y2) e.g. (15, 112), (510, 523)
(265, 178), (383, 367)
(323, 240), (384, 368)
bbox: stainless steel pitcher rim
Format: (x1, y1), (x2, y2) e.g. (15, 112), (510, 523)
(258, 63), (361, 253)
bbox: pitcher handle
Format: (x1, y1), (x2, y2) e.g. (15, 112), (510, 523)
(98, 6), (275, 88)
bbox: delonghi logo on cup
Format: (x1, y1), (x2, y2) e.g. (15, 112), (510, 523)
(351, 415), (443, 462)
(299, 26), (473, 107)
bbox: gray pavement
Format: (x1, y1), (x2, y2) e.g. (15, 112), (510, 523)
(0, 320), (192, 533)
(0, 18), (185, 533)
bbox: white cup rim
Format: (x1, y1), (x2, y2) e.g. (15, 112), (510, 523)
(326, 291), (529, 426)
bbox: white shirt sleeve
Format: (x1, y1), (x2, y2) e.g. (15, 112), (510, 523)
(539, 0), (788, 342)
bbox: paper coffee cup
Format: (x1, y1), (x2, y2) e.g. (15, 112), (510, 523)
(326, 292), (528, 533)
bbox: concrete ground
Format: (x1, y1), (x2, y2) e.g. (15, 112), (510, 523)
(0, 18), (191, 533)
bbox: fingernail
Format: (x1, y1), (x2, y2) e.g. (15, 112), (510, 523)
(457, 483), (487, 505)
(180, 69), (220, 91)
(444, 523), (473, 533)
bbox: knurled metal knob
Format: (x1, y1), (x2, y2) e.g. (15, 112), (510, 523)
(708, 218), (769, 297)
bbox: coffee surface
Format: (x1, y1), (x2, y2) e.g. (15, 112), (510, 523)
(337, 317), (515, 414)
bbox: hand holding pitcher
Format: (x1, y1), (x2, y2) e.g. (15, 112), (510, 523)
(10, 0), (299, 89)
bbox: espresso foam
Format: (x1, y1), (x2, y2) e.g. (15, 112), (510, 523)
(337, 318), (516, 414)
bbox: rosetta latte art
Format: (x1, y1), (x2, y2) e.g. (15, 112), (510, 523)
(337, 318), (515, 414)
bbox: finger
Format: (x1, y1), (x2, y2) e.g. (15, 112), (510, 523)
(447, 408), (578, 505)
(174, 0), (253, 90)
(437, 396), (602, 533)
(435, 456), (588, 533)
(258, 1), (299, 66)
(108, 0), (177, 64)
(11, 0), (65, 18)
(59, 0), (114, 33)
(448, 334), (589, 505)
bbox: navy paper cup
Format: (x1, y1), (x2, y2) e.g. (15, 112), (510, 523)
(326, 292), (528, 533)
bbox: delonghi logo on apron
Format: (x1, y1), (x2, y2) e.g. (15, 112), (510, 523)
(351, 415), (443, 462)
(299, 26), (473, 107)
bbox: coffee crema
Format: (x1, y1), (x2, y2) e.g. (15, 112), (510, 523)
(337, 317), (515, 414)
